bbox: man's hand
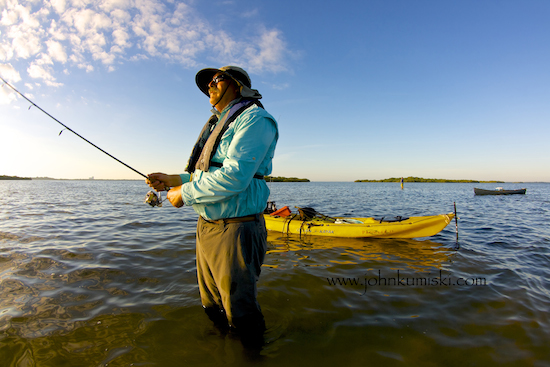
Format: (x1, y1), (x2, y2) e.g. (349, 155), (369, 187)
(146, 173), (182, 191)
(167, 185), (185, 208)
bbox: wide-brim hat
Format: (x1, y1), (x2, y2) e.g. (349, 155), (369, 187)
(195, 66), (262, 99)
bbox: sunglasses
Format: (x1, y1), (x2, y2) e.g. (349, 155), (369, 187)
(210, 74), (230, 85)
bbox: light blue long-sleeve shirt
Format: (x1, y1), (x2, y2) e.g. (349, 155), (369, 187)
(179, 101), (278, 220)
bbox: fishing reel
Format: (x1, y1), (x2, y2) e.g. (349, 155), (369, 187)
(145, 183), (172, 207)
(145, 190), (163, 207)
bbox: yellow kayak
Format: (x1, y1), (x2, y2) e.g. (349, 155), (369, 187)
(263, 209), (455, 239)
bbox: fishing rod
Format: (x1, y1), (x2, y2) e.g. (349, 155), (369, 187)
(1, 76), (168, 207)
(1, 76), (148, 179)
(454, 201), (459, 248)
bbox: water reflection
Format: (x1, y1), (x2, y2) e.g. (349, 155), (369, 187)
(265, 231), (455, 272)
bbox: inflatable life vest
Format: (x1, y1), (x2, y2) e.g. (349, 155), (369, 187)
(185, 99), (264, 179)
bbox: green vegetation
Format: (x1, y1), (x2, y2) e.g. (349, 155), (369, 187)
(355, 176), (504, 183)
(0, 175), (32, 180)
(264, 176), (310, 182)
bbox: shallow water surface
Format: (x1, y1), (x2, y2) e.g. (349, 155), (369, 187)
(1, 181), (549, 366)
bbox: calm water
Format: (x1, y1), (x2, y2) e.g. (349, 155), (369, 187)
(1, 180), (549, 366)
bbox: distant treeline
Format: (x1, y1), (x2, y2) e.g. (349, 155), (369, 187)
(265, 176), (310, 182)
(0, 175), (32, 180)
(355, 176), (505, 183)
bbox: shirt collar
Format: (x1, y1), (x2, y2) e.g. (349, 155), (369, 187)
(211, 97), (242, 118)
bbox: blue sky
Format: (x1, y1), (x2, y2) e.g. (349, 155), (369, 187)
(1, 0), (549, 182)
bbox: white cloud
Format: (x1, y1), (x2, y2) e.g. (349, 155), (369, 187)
(47, 40), (68, 62)
(0, 87), (17, 104)
(27, 57), (63, 87)
(47, 19), (67, 42)
(12, 33), (41, 59)
(110, 8), (131, 23)
(76, 63), (94, 72)
(99, 0), (133, 12)
(270, 82), (290, 91)
(0, 62), (21, 82)
(44, 79), (63, 87)
(112, 28), (130, 48)
(0, 0), (292, 96)
(50, 0), (68, 14)
(241, 9), (259, 19)
(71, 8), (112, 35)
(247, 29), (288, 73)
(1, 1), (25, 27)
(0, 62), (22, 104)
(0, 42), (14, 61)
(129, 53), (147, 61)
(27, 62), (52, 79)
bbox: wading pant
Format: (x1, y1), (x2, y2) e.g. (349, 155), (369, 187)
(196, 214), (267, 332)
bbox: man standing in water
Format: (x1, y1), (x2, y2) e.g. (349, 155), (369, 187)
(146, 66), (278, 348)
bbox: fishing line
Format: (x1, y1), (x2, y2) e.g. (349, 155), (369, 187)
(1, 76), (148, 180)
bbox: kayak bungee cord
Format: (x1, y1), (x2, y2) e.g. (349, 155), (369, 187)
(1, 76), (165, 207)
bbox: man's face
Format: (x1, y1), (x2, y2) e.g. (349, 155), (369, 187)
(208, 72), (234, 107)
